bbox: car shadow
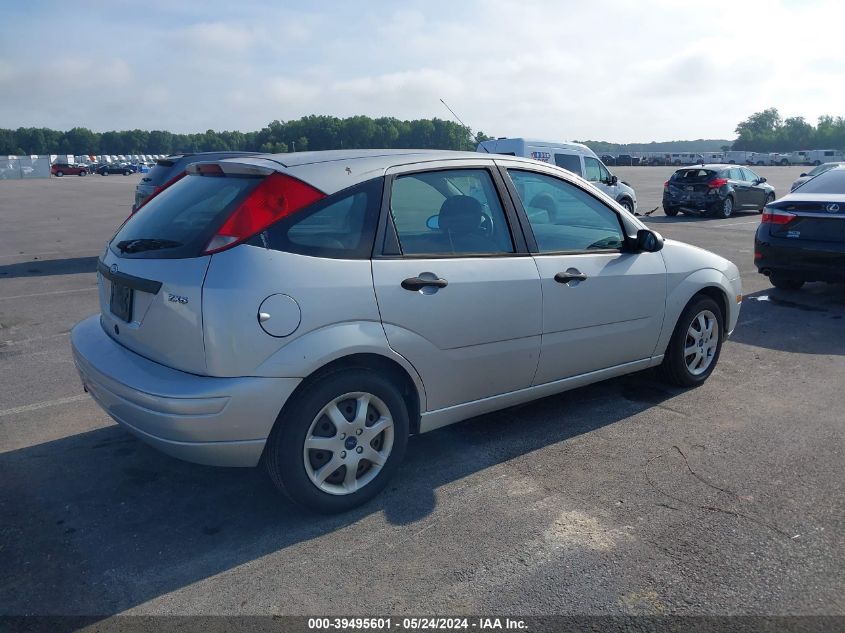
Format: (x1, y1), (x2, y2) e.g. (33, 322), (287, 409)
(1, 370), (683, 621)
(0, 256), (98, 279)
(643, 212), (761, 224)
(731, 285), (845, 355)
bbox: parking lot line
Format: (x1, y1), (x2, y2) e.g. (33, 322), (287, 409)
(0, 287), (97, 301)
(0, 394), (88, 418)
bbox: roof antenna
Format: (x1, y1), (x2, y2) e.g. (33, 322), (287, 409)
(440, 98), (488, 152)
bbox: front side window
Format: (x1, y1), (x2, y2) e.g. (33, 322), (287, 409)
(508, 169), (625, 253)
(389, 169), (513, 256)
(741, 167), (759, 182)
(584, 157), (603, 183)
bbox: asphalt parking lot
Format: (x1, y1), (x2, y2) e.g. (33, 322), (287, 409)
(1, 167), (843, 619)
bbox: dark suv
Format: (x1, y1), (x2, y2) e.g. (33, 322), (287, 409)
(755, 166), (845, 290)
(663, 164), (776, 218)
(134, 152), (259, 210)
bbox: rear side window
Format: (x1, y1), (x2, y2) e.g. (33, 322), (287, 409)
(389, 169), (514, 256)
(254, 178), (382, 259)
(793, 168), (845, 194)
(554, 153), (582, 176)
(111, 174), (261, 258)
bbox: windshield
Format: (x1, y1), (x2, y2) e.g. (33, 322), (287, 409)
(110, 173), (261, 258)
(792, 168), (845, 194)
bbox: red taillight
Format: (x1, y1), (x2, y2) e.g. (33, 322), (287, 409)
(203, 172), (325, 254)
(761, 209), (795, 225)
(663, 181), (669, 188)
(708, 178), (728, 188)
(132, 171), (186, 214)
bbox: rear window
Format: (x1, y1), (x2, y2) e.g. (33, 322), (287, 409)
(111, 174), (261, 258)
(671, 169), (717, 181)
(794, 168), (845, 194)
(554, 153), (582, 176)
(144, 159), (180, 187)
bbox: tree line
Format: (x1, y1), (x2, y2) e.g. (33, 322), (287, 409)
(733, 108), (845, 152)
(4, 108), (843, 157)
(0, 115), (491, 157)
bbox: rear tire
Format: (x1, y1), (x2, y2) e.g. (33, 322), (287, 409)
(716, 196), (734, 218)
(123, 170), (131, 176)
(79, 170), (86, 176)
(55, 171), (63, 177)
(770, 272), (804, 290)
(264, 369), (409, 513)
(659, 296), (724, 387)
(101, 170), (108, 176)
(663, 205), (679, 216)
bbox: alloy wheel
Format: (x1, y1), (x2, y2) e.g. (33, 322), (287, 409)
(302, 392), (394, 495)
(684, 310), (719, 376)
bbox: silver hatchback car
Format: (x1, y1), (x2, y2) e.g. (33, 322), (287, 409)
(72, 150), (742, 513)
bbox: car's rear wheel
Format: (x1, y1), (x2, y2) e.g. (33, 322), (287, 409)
(659, 296), (724, 387)
(101, 170), (108, 176)
(123, 170), (131, 176)
(264, 369), (409, 513)
(79, 170), (86, 176)
(716, 196), (734, 218)
(770, 272), (804, 290)
(663, 205), (679, 216)
(55, 171), (63, 177)
(780, 159), (789, 166)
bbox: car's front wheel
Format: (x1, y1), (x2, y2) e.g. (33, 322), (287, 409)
(79, 170), (87, 176)
(659, 296), (724, 387)
(618, 198), (634, 214)
(100, 170), (108, 176)
(663, 205), (679, 216)
(55, 171), (63, 177)
(264, 369), (409, 513)
(761, 192), (775, 212)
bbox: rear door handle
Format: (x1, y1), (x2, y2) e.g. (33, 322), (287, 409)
(554, 271), (588, 284)
(401, 276), (448, 291)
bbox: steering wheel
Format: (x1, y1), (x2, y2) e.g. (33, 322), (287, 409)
(477, 212), (493, 236)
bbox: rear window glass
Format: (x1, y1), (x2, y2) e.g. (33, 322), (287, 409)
(111, 174), (261, 258)
(144, 160), (180, 187)
(794, 168), (845, 194)
(553, 153), (582, 176)
(671, 169), (716, 181)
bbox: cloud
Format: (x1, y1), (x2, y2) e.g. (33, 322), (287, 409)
(1, 0), (844, 142)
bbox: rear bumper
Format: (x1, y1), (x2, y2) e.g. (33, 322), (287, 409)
(663, 191), (721, 212)
(70, 315), (300, 467)
(755, 235), (845, 282)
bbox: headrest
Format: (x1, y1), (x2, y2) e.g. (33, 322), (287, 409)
(438, 196), (484, 233)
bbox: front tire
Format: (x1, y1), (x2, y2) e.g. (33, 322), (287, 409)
(659, 296), (724, 387)
(55, 171), (63, 177)
(619, 198), (634, 214)
(663, 205), (679, 216)
(101, 170), (108, 176)
(78, 170), (87, 176)
(770, 272), (804, 290)
(264, 369), (409, 513)
(761, 192), (775, 212)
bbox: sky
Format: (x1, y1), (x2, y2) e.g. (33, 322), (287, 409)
(1, 0), (843, 143)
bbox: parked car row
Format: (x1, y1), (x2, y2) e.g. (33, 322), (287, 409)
(600, 149), (845, 167)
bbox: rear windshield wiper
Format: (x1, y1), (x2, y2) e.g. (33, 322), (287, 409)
(116, 238), (183, 253)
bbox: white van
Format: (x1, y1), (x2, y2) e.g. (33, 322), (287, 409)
(477, 138), (638, 213)
(806, 149), (845, 166)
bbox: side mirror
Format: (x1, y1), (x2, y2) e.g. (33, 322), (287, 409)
(757, 176), (767, 184)
(426, 214), (439, 230)
(799, 173), (807, 178)
(610, 174), (618, 185)
(635, 229), (663, 253)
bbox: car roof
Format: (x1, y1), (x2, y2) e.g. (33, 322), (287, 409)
(216, 149), (563, 194)
(675, 164), (739, 170)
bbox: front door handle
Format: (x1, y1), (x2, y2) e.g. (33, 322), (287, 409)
(554, 271), (588, 284)
(401, 276), (448, 291)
